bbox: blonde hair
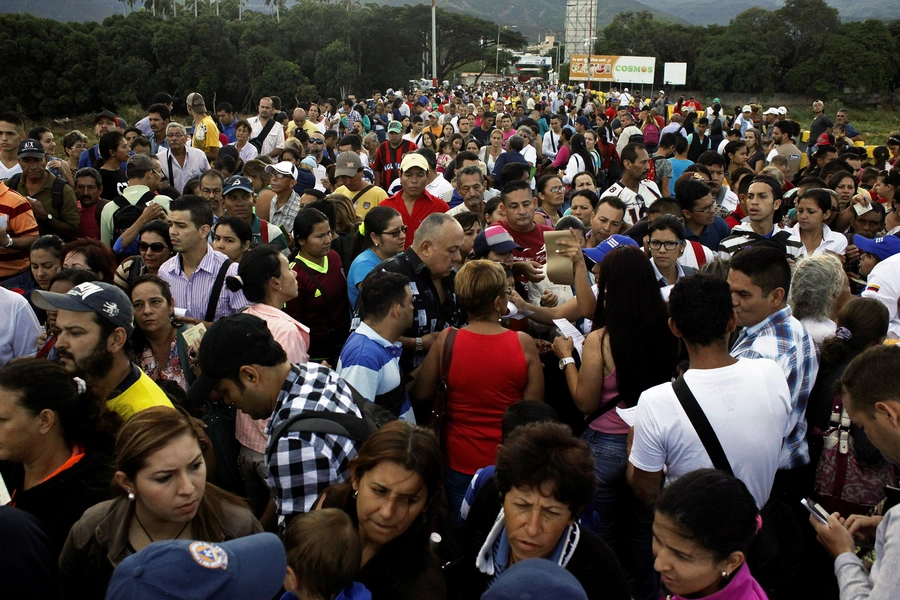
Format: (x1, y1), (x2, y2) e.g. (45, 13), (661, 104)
(455, 259), (506, 319)
(759, 166), (784, 186)
(327, 193), (359, 233)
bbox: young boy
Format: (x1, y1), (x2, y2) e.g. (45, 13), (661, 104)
(282, 509), (371, 600)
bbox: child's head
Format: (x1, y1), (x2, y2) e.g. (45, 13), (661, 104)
(283, 509), (361, 600)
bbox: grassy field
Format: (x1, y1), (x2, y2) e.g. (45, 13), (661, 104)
(789, 106), (900, 146)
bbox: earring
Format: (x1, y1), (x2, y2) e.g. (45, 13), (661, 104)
(353, 490), (358, 499)
(128, 491), (136, 501)
(375, 243), (379, 247)
(721, 571), (729, 579)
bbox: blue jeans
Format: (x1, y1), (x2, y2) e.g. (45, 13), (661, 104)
(581, 429), (657, 600)
(1, 269), (34, 293)
(445, 468), (474, 520)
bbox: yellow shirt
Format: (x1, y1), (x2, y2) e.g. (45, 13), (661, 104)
(192, 115), (221, 154)
(334, 184), (388, 219)
(286, 120), (321, 138)
(106, 367), (174, 421)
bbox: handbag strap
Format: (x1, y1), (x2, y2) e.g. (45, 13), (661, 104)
(439, 327), (459, 387)
(205, 259), (233, 323)
(671, 376), (735, 477)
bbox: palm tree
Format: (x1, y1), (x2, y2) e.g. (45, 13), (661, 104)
(264, 0), (287, 22)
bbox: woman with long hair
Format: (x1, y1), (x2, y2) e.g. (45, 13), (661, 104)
(29, 234), (64, 293)
(0, 358), (120, 552)
(534, 173), (565, 227)
(412, 260), (543, 516)
(59, 406), (261, 599)
(94, 131), (129, 200)
(551, 245), (678, 599)
(564, 133), (597, 185)
(317, 420), (446, 600)
(828, 170), (857, 214)
(479, 129), (505, 175)
(285, 208), (351, 364)
(129, 275), (194, 392)
(210, 215), (252, 263)
(743, 128), (766, 173)
(723, 140), (749, 182)
(421, 131), (438, 153)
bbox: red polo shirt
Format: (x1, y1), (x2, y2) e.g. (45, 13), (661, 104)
(380, 189), (448, 249)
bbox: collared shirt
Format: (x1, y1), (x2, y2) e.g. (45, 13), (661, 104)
(150, 134), (169, 155)
(650, 258), (690, 287)
(248, 116), (285, 155)
(100, 185), (173, 247)
(337, 322), (414, 422)
(268, 191), (302, 233)
(0, 182), (39, 277)
(380, 247), (465, 371)
(157, 146), (209, 195)
(600, 179), (662, 225)
(683, 215), (732, 252)
(158, 246), (248, 321)
(105, 364), (174, 421)
(718, 223), (803, 260)
(788, 224), (848, 257)
(250, 214), (288, 251)
(730, 306), (819, 469)
(380, 189), (449, 250)
(220, 119), (237, 144)
(266, 363), (361, 517)
(0, 286), (40, 367)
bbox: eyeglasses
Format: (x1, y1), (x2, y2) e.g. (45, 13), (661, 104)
(691, 204), (716, 213)
(383, 225), (408, 237)
(139, 241), (168, 253)
(649, 240), (682, 251)
(309, 139), (325, 144)
(548, 185), (565, 193)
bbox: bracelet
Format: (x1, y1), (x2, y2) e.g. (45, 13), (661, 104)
(5, 236), (12, 248)
(415, 337), (424, 352)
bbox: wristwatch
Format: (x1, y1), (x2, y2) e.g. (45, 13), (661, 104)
(559, 357), (575, 370)
(415, 337), (424, 352)
(5, 236), (12, 248)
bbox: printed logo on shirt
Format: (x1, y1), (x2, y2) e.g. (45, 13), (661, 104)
(866, 284), (881, 293)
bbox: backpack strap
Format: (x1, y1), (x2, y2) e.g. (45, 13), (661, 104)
(672, 376), (735, 476)
(50, 177), (67, 213)
(204, 259), (233, 322)
(6, 173), (21, 192)
(259, 218), (270, 244)
(252, 119), (276, 148)
(350, 185), (375, 207)
(689, 241), (708, 267)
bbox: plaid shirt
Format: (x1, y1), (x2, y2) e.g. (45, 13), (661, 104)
(730, 306), (819, 469)
(265, 363), (361, 518)
(268, 190), (302, 233)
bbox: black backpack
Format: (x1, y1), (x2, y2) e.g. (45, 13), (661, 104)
(111, 190), (156, 245)
(265, 377), (396, 465)
(6, 173), (67, 214)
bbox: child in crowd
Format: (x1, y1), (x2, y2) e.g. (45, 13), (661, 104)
(282, 509), (371, 600)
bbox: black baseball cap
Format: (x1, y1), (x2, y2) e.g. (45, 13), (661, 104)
(187, 314), (278, 406)
(17, 138), (45, 159)
(94, 110), (117, 124)
(151, 92), (176, 104)
(32, 281), (134, 335)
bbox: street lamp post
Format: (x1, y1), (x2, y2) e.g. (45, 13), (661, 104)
(496, 25), (517, 79)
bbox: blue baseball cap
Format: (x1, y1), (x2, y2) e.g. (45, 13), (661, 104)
(222, 176), (254, 196)
(854, 234), (900, 262)
(482, 558), (588, 600)
(582, 234), (639, 266)
(105, 533), (286, 600)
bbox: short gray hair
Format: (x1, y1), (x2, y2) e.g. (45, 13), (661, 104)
(413, 213), (458, 249)
(166, 121), (187, 136)
(789, 253), (845, 321)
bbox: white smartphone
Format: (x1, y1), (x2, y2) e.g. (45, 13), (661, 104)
(801, 497), (830, 525)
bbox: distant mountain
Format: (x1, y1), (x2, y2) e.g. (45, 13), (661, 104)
(636, 0), (900, 25)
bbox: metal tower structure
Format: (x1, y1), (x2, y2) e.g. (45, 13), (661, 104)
(564, 0), (598, 63)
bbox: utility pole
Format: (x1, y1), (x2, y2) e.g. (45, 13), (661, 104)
(431, 0), (438, 87)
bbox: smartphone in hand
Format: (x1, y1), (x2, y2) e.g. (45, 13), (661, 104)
(801, 497), (830, 525)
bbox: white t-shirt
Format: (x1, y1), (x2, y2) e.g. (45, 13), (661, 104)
(630, 357), (792, 508)
(247, 116), (285, 155)
(426, 177), (454, 203)
(602, 180), (662, 225)
(0, 160), (22, 180)
(862, 253), (900, 339)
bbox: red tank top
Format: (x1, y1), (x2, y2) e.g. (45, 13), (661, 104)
(444, 329), (528, 474)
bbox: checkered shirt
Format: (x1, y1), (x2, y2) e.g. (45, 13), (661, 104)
(265, 363), (361, 517)
(730, 306), (819, 469)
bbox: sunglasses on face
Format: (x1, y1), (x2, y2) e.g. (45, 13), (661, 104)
(309, 139), (325, 144)
(383, 225), (408, 237)
(139, 241), (168, 253)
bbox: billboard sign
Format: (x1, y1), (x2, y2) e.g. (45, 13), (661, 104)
(569, 55), (656, 84)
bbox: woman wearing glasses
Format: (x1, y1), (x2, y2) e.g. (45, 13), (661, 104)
(648, 215), (695, 286)
(347, 206), (406, 308)
(113, 220), (173, 290)
(534, 174), (566, 227)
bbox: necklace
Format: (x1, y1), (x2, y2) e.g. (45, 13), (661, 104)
(134, 510), (191, 543)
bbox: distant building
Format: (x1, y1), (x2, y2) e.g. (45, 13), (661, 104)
(564, 0), (598, 62)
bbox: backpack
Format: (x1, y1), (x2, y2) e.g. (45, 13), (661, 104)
(642, 123), (660, 147)
(709, 115), (723, 136)
(646, 155), (666, 188)
(111, 191), (156, 246)
(6, 173), (67, 214)
(265, 377), (397, 466)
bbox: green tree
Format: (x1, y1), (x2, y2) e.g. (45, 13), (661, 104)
(315, 39), (356, 98)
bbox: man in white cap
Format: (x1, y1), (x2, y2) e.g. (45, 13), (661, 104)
(620, 87), (633, 107)
(735, 105), (753, 136)
(186, 92), (221, 162)
(264, 161), (301, 232)
(380, 153), (448, 249)
(760, 107), (780, 145)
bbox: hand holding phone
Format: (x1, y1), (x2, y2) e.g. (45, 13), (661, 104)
(801, 497), (830, 525)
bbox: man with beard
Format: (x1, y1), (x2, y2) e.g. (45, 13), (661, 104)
(32, 281), (172, 420)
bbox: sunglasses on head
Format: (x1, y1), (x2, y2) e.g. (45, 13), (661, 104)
(139, 241), (168, 253)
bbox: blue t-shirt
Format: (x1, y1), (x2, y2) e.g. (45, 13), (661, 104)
(684, 215), (732, 251)
(346, 248), (383, 309)
(668, 158), (694, 195)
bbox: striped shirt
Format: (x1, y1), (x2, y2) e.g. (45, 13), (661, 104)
(730, 306), (819, 469)
(0, 183), (39, 277)
(157, 246), (248, 321)
(337, 322), (415, 422)
(718, 224), (803, 260)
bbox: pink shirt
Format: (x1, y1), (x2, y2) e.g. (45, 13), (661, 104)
(588, 368), (629, 435)
(235, 303), (310, 453)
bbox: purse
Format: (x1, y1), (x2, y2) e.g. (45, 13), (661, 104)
(427, 327), (458, 447)
(815, 395), (896, 515)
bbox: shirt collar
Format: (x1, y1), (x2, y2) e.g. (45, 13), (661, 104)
(405, 247), (430, 276)
(356, 322), (403, 358)
(741, 305), (792, 338)
(650, 258), (684, 287)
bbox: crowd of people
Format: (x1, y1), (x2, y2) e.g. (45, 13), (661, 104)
(1, 80), (899, 600)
